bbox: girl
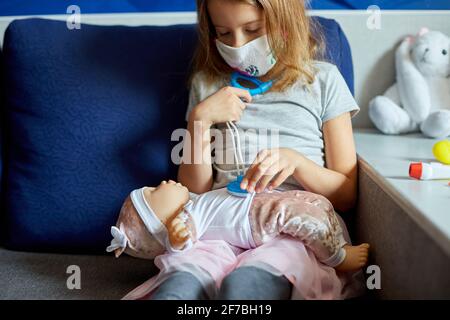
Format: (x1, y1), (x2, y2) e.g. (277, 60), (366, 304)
(148, 0), (366, 300)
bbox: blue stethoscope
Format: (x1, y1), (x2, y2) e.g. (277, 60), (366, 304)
(226, 72), (273, 197)
(230, 72), (273, 97)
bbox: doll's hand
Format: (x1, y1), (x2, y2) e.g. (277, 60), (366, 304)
(168, 217), (191, 250)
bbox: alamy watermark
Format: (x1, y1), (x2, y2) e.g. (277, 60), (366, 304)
(66, 265), (81, 290)
(366, 265), (381, 290)
(366, 5), (382, 31)
(66, 5), (81, 30)
(171, 121), (281, 170)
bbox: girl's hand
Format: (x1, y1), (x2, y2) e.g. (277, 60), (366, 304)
(190, 87), (252, 127)
(241, 148), (303, 193)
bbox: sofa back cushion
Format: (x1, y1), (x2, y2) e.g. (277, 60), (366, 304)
(0, 49), (4, 205)
(1, 17), (353, 252)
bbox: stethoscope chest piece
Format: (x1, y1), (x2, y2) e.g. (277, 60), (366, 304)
(227, 175), (250, 197)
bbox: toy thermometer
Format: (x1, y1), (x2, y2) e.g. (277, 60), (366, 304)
(409, 162), (450, 180)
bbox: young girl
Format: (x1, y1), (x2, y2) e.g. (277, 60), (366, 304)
(133, 0), (366, 300)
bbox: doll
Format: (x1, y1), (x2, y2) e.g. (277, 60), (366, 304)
(107, 180), (369, 272)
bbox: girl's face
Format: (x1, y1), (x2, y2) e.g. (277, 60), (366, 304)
(207, 0), (266, 48)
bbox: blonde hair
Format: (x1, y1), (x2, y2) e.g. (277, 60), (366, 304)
(192, 0), (324, 92)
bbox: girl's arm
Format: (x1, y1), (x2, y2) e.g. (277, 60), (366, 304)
(177, 113), (214, 194)
(292, 112), (358, 212)
(178, 86), (252, 194)
(241, 112), (357, 213)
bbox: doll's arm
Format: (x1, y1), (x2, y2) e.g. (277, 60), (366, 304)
(396, 37), (431, 123)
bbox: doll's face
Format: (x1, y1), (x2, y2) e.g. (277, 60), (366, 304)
(144, 180), (190, 224)
(147, 180), (189, 198)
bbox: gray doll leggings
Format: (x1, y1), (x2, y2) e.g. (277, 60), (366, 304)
(151, 266), (292, 300)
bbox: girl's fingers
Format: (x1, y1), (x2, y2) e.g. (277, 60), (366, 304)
(241, 149), (270, 189)
(269, 168), (292, 190)
(231, 95), (247, 111)
(245, 155), (277, 192)
(231, 107), (243, 122)
(227, 87), (252, 104)
(255, 173), (276, 193)
(255, 163), (280, 193)
(242, 164), (265, 192)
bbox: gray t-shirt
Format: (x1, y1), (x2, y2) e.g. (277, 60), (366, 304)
(185, 61), (359, 191)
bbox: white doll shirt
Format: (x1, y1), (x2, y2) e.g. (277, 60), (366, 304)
(182, 188), (257, 250)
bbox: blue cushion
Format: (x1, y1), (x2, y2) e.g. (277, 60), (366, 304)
(0, 49), (4, 211)
(1, 17), (353, 252)
(0, 48), (4, 233)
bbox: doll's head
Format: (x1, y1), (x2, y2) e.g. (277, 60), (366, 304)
(106, 180), (190, 259)
(410, 29), (450, 78)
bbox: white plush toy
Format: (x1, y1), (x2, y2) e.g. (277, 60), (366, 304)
(369, 28), (450, 138)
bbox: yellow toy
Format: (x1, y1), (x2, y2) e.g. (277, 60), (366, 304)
(433, 140), (450, 165)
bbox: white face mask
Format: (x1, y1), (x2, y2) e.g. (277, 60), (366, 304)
(215, 35), (277, 77)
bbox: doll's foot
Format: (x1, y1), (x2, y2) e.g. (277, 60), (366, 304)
(335, 244), (370, 272)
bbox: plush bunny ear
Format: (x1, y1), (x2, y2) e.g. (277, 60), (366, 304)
(405, 35), (415, 44)
(106, 226), (129, 258)
(418, 27), (430, 37)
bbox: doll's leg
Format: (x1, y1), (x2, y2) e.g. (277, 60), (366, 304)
(420, 110), (450, 138)
(279, 193), (347, 267)
(151, 271), (209, 300)
(249, 191), (369, 271)
(216, 266), (292, 300)
(250, 191), (344, 264)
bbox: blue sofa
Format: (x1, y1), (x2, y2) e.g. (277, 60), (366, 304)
(0, 17), (354, 299)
